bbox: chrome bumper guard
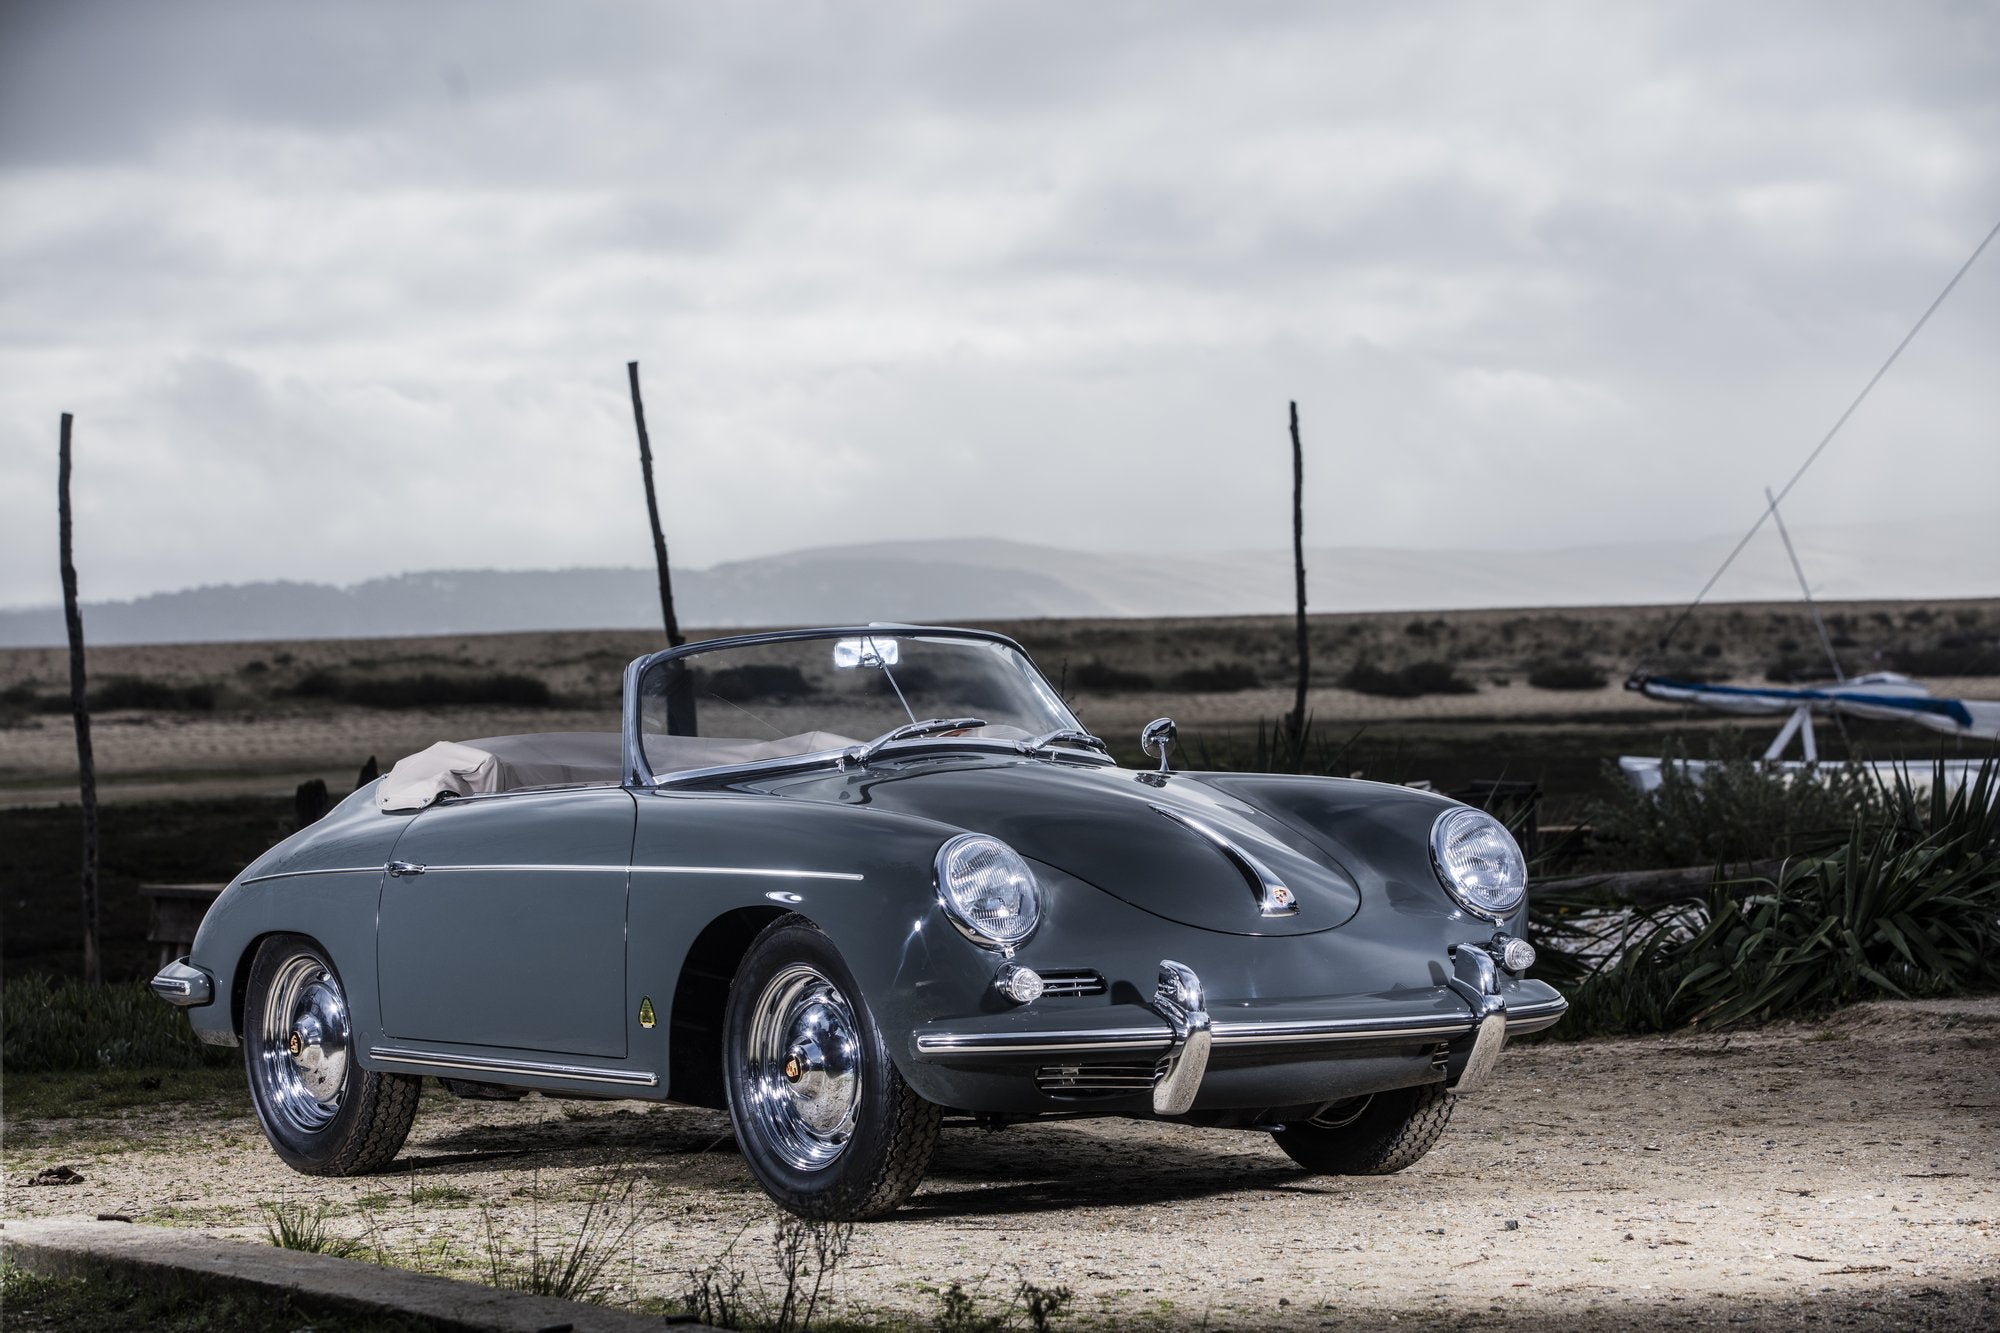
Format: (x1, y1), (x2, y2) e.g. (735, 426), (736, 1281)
(1148, 960), (1212, 1115)
(1444, 943), (1506, 1095)
(150, 957), (213, 1008)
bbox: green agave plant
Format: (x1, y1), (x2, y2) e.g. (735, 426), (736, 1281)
(1534, 758), (1998, 1036)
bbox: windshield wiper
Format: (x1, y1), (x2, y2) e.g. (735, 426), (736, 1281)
(848, 717), (989, 767)
(1020, 728), (1110, 759)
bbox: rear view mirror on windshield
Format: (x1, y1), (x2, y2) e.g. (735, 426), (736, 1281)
(833, 637), (900, 669)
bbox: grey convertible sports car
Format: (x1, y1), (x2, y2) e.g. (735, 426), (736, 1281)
(154, 625), (1565, 1219)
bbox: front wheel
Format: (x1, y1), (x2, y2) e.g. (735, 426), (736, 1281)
(1273, 1083), (1454, 1175)
(723, 917), (941, 1220)
(243, 934), (420, 1175)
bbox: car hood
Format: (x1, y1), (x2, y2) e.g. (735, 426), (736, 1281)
(755, 755), (1362, 936)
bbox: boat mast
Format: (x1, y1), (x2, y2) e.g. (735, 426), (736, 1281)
(1764, 487), (1844, 683)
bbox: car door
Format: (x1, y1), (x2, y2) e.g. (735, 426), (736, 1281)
(376, 787), (636, 1059)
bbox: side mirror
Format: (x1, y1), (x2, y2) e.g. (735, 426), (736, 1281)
(1140, 717), (1177, 773)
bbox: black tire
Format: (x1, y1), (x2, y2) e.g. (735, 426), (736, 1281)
(1273, 1083), (1455, 1175)
(723, 916), (942, 1220)
(242, 933), (420, 1176)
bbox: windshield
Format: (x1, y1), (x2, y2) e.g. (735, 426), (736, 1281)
(633, 631), (1082, 779)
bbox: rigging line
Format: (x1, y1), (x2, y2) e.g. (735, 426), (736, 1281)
(1639, 215), (2000, 669)
(1766, 487), (1844, 683)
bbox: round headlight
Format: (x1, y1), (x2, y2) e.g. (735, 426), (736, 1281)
(935, 834), (1041, 948)
(1429, 807), (1527, 920)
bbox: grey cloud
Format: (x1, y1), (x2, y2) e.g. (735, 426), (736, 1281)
(0, 1), (1994, 610)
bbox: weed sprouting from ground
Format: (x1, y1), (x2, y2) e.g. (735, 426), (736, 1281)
(684, 1215), (853, 1332)
(262, 1200), (368, 1259)
(932, 1278), (1075, 1332)
(480, 1169), (648, 1304)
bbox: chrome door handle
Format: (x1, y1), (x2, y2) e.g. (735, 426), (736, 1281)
(386, 860), (426, 878)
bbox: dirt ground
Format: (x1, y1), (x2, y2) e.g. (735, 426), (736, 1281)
(4, 999), (1995, 1330)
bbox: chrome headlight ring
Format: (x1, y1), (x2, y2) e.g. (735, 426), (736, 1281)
(934, 833), (1041, 950)
(1429, 807), (1528, 921)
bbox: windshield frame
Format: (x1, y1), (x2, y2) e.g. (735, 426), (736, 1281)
(618, 625), (1093, 787)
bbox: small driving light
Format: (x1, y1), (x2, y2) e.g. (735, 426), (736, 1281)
(1494, 933), (1537, 973)
(994, 964), (1044, 1005)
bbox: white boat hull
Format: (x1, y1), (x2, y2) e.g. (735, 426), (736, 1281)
(1618, 754), (1992, 798)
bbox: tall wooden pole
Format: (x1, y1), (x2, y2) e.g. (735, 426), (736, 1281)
(58, 412), (101, 984)
(627, 361), (683, 647)
(1286, 401), (1309, 739)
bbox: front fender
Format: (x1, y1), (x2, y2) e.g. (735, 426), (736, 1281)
(184, 784), (407, 1047)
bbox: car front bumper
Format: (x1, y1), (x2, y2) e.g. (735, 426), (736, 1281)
(908, 944), (1565, 1116)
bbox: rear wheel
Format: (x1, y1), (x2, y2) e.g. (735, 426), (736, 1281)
(723, 917), (941, 1220)
(243, 934), (420, 1175)
(1273, 1083), (1454, 1175)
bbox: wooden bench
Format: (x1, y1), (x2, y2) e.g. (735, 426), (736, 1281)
(137, 883), (226, 969)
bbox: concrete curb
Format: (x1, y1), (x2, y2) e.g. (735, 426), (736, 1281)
(2, 1216), (713, 1332)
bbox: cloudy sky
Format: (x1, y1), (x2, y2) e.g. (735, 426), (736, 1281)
(2, 0), (1995, 611)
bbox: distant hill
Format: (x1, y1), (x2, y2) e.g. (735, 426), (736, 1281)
(1, 516), (1992, 646)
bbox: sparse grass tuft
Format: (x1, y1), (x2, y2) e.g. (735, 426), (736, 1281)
(1073, 660), (1156, 692)
(264, 1200), (370, 1259)
(482, 1170), (647, 1304)
(1526, 660), (1609, 691)
(288, 668), (554, 709)
(1169, 662), (1260, 692)
(2, 975), (235, 1073)
(1339, 660), (1476, 698)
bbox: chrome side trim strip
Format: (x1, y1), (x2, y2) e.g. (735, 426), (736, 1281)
(1502, 995), (1569, 1034)
(633, 865), (865, 882)
(915, 1009), (1483, 1059)
(915, 1028), (1173, 1056)
(1211, 1014), (1473, 1045)
(368, 1047), (658, 1087)
(241, 866), (382, 885)
(399, 863), (864, 882)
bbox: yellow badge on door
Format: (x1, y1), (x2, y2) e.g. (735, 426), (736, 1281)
(638, 996), (657, 1029)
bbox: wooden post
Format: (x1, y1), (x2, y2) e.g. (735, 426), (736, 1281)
(1286, 401), (1309, 738)
(627, 361), (684, 647)
(58, 412), (101, 985)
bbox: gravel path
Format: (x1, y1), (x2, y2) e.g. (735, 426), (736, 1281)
(6, 999), (1996, 1330)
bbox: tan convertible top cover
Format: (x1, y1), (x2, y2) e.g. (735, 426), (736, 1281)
(375, 732), (624, 811)
(374, 730), (866, 810)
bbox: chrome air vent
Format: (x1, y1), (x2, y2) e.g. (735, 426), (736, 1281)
(1035, 968), (1107, 997)
(1036, 1058), (1170, 1098)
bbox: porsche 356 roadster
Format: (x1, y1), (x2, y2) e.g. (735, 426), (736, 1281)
(154, 625), (1564, 1218)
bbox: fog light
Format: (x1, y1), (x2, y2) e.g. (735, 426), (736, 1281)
(995, 964), (1044, 1005)
(1494, 934), (1536, 973)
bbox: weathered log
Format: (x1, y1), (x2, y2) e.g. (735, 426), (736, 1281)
(1536, 858), (1789, 909)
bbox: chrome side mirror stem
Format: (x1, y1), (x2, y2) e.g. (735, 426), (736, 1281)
(1140, 717), (1177, 773)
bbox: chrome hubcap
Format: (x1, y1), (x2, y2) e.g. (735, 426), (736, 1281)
(256, 955), (350, 1134)
(745, 964), (862, 1171)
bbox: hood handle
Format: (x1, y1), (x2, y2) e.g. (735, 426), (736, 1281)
(1150, 804), (1298, 917)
